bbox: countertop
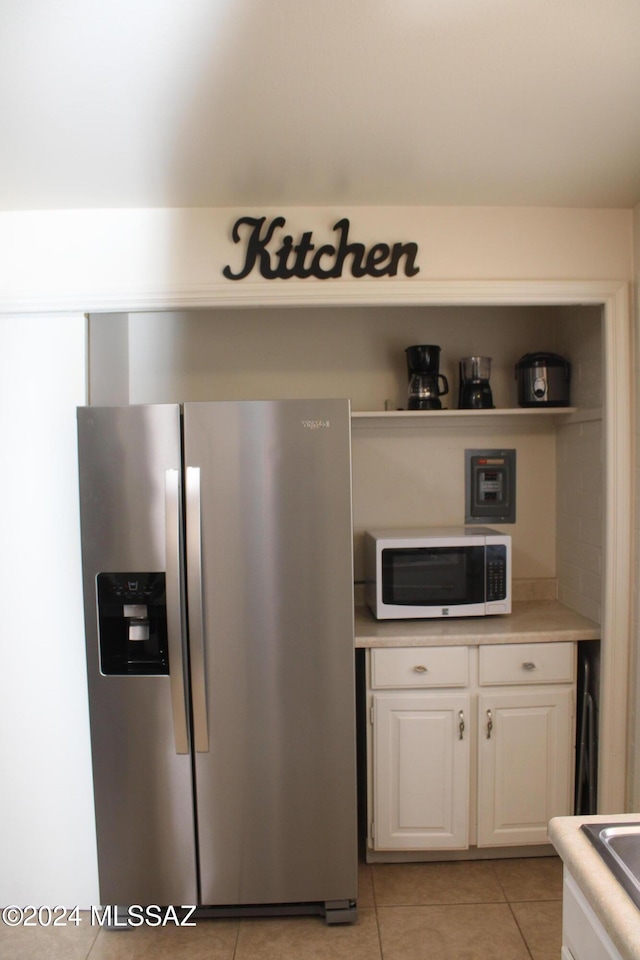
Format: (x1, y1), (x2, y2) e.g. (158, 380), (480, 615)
(549, 813), (640, 960)
(354, 599), (600, 647)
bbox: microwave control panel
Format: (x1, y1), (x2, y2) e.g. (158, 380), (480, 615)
(486, 545), (508, 600)
(465, 449), (516, 524)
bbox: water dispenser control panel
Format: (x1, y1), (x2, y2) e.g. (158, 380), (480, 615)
(96, 572), (169, 675)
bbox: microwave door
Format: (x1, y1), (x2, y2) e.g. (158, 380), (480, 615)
(383, 546), (485, 608)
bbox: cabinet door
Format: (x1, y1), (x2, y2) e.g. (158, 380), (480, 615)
(372, 693), (470, 850)
(477, 689), (573, 846)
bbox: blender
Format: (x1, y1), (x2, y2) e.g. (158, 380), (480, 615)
(405, 345), (449, 410)
(458, 356), (494, 409)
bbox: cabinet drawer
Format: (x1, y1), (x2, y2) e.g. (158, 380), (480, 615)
(479, 642), (574, 685)
(370, 647), (469, 688)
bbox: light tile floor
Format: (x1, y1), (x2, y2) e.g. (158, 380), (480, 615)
(0, 856), (563, 960)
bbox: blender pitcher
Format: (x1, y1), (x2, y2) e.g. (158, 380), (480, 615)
(458, 356), (494, 409)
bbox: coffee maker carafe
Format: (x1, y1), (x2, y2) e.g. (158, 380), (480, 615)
(458, 356), (494, 409)
(405, 344), (449, 410)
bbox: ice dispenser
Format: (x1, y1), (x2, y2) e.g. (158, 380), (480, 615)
(96, 573), (169, 675)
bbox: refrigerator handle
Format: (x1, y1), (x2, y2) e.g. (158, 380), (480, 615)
(165, 469), (190, 755)
(186, 466), (210, 753)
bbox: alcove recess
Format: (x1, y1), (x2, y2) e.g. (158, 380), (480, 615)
(88, 303), (603, 622)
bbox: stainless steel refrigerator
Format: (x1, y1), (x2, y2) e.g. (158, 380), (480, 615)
(77, 400), (358, 923)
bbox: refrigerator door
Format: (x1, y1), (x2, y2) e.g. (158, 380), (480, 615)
(77, 405), (197, 905)
(183, 400), (357, 908)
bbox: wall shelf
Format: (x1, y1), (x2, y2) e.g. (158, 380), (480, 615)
(351, 407), (579, 425)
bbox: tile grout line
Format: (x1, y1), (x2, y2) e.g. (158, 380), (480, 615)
(488, 859), (545, 959)
(506, 901), (536, 960)
(489, 859), (510, 903)
(373, 881), (386, 960)
(490, 856), (563, 959)
(369, 864), (386, 960)
(231, 915), (242, 960)
(82, 917), (101, 960)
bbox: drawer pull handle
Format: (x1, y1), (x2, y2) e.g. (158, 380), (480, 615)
(522, 661), (537, 671)
(413, 665), (428, 673)
(486, 709), (493, 739)
(458, 710), (465, 740)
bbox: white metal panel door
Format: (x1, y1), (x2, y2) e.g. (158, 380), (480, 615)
(373, 693), (470, 850)
(477, 689), (573, 846)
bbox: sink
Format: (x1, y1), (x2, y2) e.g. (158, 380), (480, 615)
(581, 822), (640, 909)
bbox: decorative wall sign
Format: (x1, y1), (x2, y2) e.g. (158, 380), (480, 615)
(223, 216), (420, 281)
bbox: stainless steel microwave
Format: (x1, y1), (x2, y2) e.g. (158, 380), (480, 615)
(364, 526), (511, 620)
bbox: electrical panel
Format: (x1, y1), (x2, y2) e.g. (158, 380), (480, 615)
(465, 449), (516, 524)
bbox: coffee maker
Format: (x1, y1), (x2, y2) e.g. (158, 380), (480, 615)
(405, 344), (449, 410)
(458, 356), (494, 409)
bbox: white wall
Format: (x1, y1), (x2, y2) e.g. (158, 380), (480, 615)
(555, 307), (604, 623)
(351, 419), (556, 584)
(127, 305), (559, 410)
(88, 313), (130, 404)
(0, 206), (633, 314)
(629, 205), (640, 808)
(0, 313), (99, 906)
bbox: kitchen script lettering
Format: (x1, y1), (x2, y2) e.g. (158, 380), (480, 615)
(223, 216), (420, 280)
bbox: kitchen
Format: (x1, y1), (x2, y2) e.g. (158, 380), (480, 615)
(1, 220), (635, 958)
(2, 4), (640, 959)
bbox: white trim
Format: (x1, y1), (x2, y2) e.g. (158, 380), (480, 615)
(600, 284), (633, 812)
(0, 278), (631, 315)
(1, 277), (632, 812)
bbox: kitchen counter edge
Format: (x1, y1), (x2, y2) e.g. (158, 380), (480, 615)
(354, 599), (599, 647)
(548, 813), (640, 960)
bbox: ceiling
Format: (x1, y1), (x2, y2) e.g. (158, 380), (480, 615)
(2, 0), (640, 211)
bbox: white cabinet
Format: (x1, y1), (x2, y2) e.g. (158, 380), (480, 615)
(476, 642), (575, 847)
(366, 642), (576, 858)
(477, 688), (573, 846)
(372, 692), (470, 849)
(369, 646), (471, 850)
(562, 871), (623, 960)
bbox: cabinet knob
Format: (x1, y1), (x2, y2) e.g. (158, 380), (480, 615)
(522, 661), (537, 671)
(413, 665), (428, 673)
